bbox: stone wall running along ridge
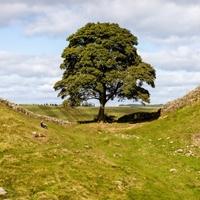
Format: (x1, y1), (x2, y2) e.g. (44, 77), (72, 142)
(0, 98), (70, 126)
(161, 86), (200, 115)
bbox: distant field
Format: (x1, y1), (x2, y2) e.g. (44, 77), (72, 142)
(22, 105), (160, 122)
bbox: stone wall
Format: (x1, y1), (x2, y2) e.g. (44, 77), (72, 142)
(117, 109), (161, 123)
(161, 86), (200, 115)
(0, 99), (71, 126)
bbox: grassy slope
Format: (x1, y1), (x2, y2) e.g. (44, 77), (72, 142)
(1, 103), (200, 199)
(22, 105), (158, 122)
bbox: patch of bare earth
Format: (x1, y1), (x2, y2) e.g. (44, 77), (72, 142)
(192, 133), (200, 146)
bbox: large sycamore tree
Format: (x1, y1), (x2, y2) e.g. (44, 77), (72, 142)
(54, 22), (156, 121)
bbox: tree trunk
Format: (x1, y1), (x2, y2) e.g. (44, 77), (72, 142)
(97, 85), (107, 122)
(97, 104), (106, 122)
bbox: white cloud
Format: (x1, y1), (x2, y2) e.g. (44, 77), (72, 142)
(0, 75), (60, 104)
(24, 0), (200, 39)
(0, 0), (200, 38)
(0, 0), (200, 104)
(149, 84), (196, 104)
(156, 71), (200, 87)
(0, 51), (62, 103)
(0, 51), (61, 77)
(147, 69), (200, 103)
(142, 46), (200, 72)
(0, 3), (29, 25)
(25, 7), (86, 36)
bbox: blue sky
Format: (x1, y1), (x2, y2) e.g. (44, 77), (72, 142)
(0, 0), (200, 105)
(0, 26), (65, 54)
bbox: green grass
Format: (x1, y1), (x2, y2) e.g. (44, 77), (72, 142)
(22, 105), (158, 122)
(1, 102), (200, 199)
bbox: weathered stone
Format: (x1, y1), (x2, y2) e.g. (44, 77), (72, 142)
(169, 168), (177, 173)
(185, 150), (194, 157)
(175, 149), (183, 153)
(32, 131), (46, 138)
(113, 180), (124, 191)
(0, 187), (7, 196)
(84, 145), (91, 149)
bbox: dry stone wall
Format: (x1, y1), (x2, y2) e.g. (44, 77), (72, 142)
(161, 86), (200, 115)
(0, 99), (70, 126)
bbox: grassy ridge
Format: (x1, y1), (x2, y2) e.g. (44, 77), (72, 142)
(1, 102), (200, 199)
(22, 105), (158, 122)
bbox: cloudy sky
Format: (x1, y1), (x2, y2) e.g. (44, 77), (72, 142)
(0, 0), (200, 105)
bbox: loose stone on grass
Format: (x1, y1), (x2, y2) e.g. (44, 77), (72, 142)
(0, 187), (7, 196)
(32, 131), (46, 138)
(175, 149), (184, 153)
(113, 180), (124, 191)
(113, 153), (122, 158)
(169, 168), (177, 173)
(185, 150), (194, 157)
(84, 145), (91, 149)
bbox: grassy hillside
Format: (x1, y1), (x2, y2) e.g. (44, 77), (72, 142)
(22, 105), (158, 122)
(1, 102), (200, 199)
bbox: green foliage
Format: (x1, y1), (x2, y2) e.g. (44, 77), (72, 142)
(62, 99), (69, 108)
(54, 22), (156, 108)
(62, 98), (80, 108)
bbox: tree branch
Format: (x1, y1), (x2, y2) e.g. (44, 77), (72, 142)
(106, 82), (122, 102)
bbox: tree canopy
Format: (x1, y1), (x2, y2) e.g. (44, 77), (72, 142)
(54, 22), (156, 121)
